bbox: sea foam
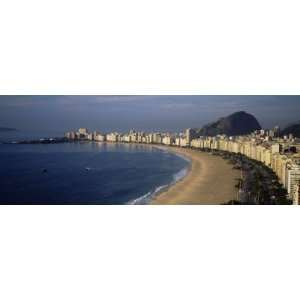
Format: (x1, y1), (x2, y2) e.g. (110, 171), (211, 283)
(127, 166), (190, 205)
(127, 148), (191, 205)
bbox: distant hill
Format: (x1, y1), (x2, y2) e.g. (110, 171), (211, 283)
(0, 127), (17, 132)
(197, 111), (261, 136)
(281, 122), (300, 138)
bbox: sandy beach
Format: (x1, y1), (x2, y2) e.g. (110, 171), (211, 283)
(151, 147), (240, 205)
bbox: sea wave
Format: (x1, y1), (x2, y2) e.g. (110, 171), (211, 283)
(172, 152), (191, 164)
(127, 147), (191, 205)
(153, 146), (191, 164)
(127, 191), (152, 205)
(172, 166), (189, 183)
(127, 184), (169, 205)
(127, 166), (190, 205)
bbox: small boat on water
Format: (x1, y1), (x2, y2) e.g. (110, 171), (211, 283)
(85, 167), (91, 171)
(42, 168), (48, 173)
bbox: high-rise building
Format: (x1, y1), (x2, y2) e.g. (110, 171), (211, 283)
(268, 130), (274, 138)
(180, 137), (188, 147)
(286, 163), (300, 200)
(153, 133), (162, 144)
(186, 128), (197, 145)
(78, 128), (88, 135)
(107, 132), (120, 142)
(271, 144), (280, 154)
(274, 126), (280, 138)
(94, 133), (106, 142)
(65, 131), (77, 139)
(293, 183), (300, 205)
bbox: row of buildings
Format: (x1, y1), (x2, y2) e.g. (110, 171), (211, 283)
(65, 128), (198, 147)
(190, 132), (300, 204)
(65, 127), (300, 204)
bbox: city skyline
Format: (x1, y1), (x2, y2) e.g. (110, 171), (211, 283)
(0, 96), (300, 133)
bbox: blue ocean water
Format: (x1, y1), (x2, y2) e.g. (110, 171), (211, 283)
(0, 129), (64, 143)
(0, 141), (189, 204)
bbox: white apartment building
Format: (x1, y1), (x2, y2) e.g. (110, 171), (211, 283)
(94, 133), (106, 142)
(190, 139), (199, 148)
(293, 183), (300, 205)
(286, 163), (300, 201)
(65, 131), (76, 139)
(153, 133), (162, 144)
(162, 136), (172, 146)
(186, 128), (197, 145)
(271, 143), (280, 154)
(106, 133), (118, 142)
(122, 135), (131, 143)
(78, 128), (88, 135)
(180, 137), (188, 147)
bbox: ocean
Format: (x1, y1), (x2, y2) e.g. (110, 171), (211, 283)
(0, 134), (189, 204)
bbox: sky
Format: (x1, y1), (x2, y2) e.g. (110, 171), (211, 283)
(0, 96), (299, 134)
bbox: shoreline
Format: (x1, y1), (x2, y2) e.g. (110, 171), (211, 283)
(126, 145), (192, 204)
(3, 140), (240, 204)
(151, 147), (240, 205)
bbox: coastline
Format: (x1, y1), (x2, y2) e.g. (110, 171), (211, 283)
(3, 139), (240, 204)
(151, 147), (240, 205)
(126, 145), (192, 204)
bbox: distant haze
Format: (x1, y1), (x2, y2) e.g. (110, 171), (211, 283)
(0, 96), (299, 134)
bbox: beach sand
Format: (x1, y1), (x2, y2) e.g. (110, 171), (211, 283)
(151, 147), (240, 205)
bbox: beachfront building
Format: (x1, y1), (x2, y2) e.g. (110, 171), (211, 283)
(191, 138), (201, 149)
(137, 133), (144, 143)
(65, 129), (90, 140)
(271, 143), (281, 154)
(162, 136), (170, 145)
(94, 132), (106, 142)
(106, 132), (119, 143)
(162, 135), (175, 146)
(180, 137), (188, 148)
(276, 155), (289, 185)
(152, 133), (162, 144)
(87, 133), (94, 140)
(286, 162), (300, 201)
(78, 128), (88, 135)
(264, 149), (272, 167)
(146, 133), (153, 144)
(130, 131), (137, 143)
(293, 183), (300, 205)
(76, 128), (88, 139)
(65, 131), (76, 140)
(122, 134), (131, 143)
(186, 128), (197, 145)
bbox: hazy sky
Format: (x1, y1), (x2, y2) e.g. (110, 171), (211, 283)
(0, 96), (299, 134)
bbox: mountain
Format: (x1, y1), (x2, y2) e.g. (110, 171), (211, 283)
(0, 127), (16, 132)
(281, 122), (300, 138)
(197, 111), (261, 136)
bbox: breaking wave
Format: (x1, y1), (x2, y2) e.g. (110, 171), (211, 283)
(127, 166), (190, 205)
(127, 147), (191, 205)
